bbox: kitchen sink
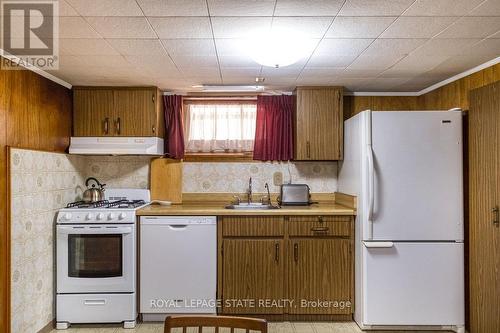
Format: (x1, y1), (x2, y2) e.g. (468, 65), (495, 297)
(225, 203), (280, 210)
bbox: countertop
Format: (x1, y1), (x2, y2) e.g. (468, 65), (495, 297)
(137, 203), (356, 216)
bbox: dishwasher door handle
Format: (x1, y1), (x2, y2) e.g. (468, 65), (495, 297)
(168, 225), (188, 230)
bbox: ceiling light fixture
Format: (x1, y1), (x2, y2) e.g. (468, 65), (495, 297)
(191, 85), (265, 92)
(247, 28), (315, 68)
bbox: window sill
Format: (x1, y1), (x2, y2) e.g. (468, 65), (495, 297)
(183, 152), (255, 162)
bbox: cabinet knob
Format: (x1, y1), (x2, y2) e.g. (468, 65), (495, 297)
(294, 243), (299, 262)
(152, 125), (156, 134)
(103, 118), (109, 134)
(493, 206), (499, 226)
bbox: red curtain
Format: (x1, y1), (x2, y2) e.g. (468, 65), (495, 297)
(253, 95), (294, 161)
(163, 95), (185, 159)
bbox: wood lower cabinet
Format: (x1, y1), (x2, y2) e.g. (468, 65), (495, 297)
(222, 239), (284, 314)
(288, 239), (352, 315)
(218, 215), (354, 318)
(73, 86), (164, 137)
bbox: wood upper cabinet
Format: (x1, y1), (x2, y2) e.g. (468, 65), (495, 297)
(222, 239), (284, 314)
(288, 239), (352, 315)
(73, 87), (164, 137)
(294, 87), (343, 160)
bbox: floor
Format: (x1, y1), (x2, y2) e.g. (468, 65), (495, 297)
(49, 322), (451, 333)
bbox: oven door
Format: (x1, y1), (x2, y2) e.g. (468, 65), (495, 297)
(57, 224), (135, 293)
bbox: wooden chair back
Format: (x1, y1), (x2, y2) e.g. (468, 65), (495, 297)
(164, 315), (268, 333)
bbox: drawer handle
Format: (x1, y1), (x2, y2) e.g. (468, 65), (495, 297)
(311, 227), (329, 233)
(84, 299), (106, 306)
(294, 243), (299, 262)
(103, 117), (109, 134)
(318, 216), (324, 224)
(275, 243), (280, 263)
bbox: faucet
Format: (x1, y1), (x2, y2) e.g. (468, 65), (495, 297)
(247, 177), (253, 204)
(264, 182), (271, 205)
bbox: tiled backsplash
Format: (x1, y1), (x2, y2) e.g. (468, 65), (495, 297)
(84, 157), (338, 193)
(10, 149), (86, 333)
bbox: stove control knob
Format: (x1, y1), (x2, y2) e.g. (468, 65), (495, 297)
(96, 213), (104, 221)
(108, 213), (116, 220)
(62, 213), (72, 221)
(85, 213), (94, 221)
(118, 213), (127, 220)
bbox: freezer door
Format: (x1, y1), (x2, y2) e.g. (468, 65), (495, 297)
(370, 111), (463, 241)
(363, 242), (464, 326)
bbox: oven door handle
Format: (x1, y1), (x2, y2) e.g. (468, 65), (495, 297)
(57, 226), (133, 235)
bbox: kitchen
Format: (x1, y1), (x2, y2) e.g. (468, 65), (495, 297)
(0, 0), (499, 333)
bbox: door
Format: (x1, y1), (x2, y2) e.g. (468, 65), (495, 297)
(73, 89), (114, 136)
(222, 239), (284, 314)
(369, 111), (464, 241)
(56, 224), (135, 293)
(363, 242), (464, 326)
(469, 82), (500, 333)
(113, 89), (157, 136)
(288, 239), (352, 315)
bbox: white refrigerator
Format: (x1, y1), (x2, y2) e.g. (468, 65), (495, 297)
(338, 110), (465, 333)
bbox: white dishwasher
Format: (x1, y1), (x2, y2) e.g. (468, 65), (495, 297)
(140, 216), (217, 321)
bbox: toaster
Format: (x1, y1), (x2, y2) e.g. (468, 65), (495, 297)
(279, 184), (311, 206)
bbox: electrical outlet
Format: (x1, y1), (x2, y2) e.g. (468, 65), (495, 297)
(273, 171), (283, 186)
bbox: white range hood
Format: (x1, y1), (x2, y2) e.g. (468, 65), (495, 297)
(69, 137), (164, 155)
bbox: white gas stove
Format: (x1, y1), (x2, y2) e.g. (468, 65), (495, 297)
(56, 189), (150, 330)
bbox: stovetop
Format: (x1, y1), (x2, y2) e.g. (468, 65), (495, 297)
(66, 199), (147, 209)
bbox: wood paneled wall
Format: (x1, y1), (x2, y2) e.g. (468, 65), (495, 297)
(0, 64), (72, 333)
(344, 63), (500, 118)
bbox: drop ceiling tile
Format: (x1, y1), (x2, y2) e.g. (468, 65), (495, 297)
(296, 76), (334, 85)
(161, 39), (216, 56)
(125, 55), (179, 74)
(150, 17), (212, 38)
(59, 55), (130, 68)
(211, 17), (272, 38)
(171, 55), (219, 68)
(469, 0), (500, 16)
(271, 17), (333, 38)
(180, 67), (220, 76)
(262, 62), (306, 76)
(59, 17), (100, 38)
(59, 1), (79, 16)
(379, 67), (430, 78)
(338, 0), (414, 16)
(339, 68), (384, 78)
(356, 77), (412, 91)
(86, 17), (156, 38)
(363, 38), (427, 56)
(331, 77), (371, 90)
(106, 39), (166, 56)
(274, 0), (343, 16)
(410, 38), (481, 57)
(307, 55), (358, 67)
(137, 0), (208, 16)
(60, 38), (119, 55)
(462, 39), (500, 55)
(314, 38), (373, 56)
(300, 67), (345, 76)
(347, 54), (404, 70)
(218, 55), (261, 68)
(208, 0), (275, 16)
(222, 77), (259, 84)
(403, 0), (484, 16)
(221, 67), (261, 77)
(390, 54), (451, 71)
(427, 54), (494, 74)
(380, 17), (457, 38)
(436, 17), (500, 38)
(66, 0), (143, 16)
(214, 39), (249, 56)
(326, 17), (396, 38)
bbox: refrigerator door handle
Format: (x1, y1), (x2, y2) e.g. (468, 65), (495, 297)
(366, 144), (375, 241)
(363, 241), (394, 248)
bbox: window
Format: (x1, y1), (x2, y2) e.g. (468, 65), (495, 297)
(184, 101), (257, 154)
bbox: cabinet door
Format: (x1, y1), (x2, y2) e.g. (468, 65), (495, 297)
(113, 89), (158, 136)
(73, 89), (114, 136)
(288, 239), (352, 314)
(294, 87), (343, 160)
(222, 239), (284, 314)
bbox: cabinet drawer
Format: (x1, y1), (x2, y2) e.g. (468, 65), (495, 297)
(288, 216), (351, 237)
(222, 216), (284, 237)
